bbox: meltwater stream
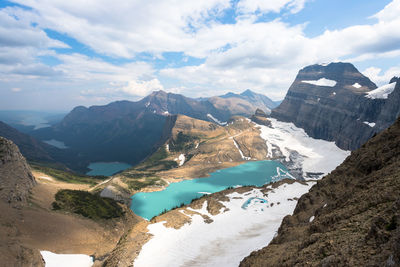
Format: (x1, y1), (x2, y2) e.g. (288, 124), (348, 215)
(130, 160), (293, 220)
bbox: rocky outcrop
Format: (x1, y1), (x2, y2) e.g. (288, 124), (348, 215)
(250, 109), (271, 126)
(271, 62), (400, 150)
(240, 116), (400, 266)
(0, 137), (36, 206)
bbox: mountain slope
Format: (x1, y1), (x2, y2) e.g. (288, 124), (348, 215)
(32, 102), (167, 171)
(271, 62), (400, 150)
(0, 121), (56, 163)
(240, 116), (400, 266)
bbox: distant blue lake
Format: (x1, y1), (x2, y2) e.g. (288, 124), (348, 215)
(43, 139), (68, 149)
(130, 160), (292, 220)
(86, 162), (132, 176)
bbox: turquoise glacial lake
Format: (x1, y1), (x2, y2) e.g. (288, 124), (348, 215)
(86, 162), (132, 176)
(130, 160), (292, 220)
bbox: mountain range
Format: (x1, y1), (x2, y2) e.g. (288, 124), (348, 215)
(28, 89), (277, 172)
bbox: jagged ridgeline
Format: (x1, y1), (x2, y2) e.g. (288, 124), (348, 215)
(240, 116), (400, 266)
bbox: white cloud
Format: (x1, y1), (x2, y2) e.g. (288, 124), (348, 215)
(372, 0), (400, 22)
(237, 0), (307, 14)
(363, 66), (400, 86)
(121, 79), (164, 97)
(2, 0), (400, 107)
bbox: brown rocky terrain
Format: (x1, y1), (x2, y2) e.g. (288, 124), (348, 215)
(240, 116), (400, 266)
(0, 136), (144, 267)
(0, 137), (37, 206)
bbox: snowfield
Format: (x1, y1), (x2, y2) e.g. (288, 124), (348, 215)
(365, 82), (396, 99)
(178, 153), (185, 166)
(134, 181), (315, 267)
(207, 113), (227, 125)
(258, 118), (350, 179)
(301, 78), (337, 87)
(40, 251), (93, 267)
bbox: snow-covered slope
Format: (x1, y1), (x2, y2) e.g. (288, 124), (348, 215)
(365, 82), (396, 99)
(40, 251), (93, 267)
(134, 180), (314, 267)
(258, 118), (350, 180)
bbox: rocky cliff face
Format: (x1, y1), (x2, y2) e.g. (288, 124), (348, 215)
(271, 62), (400, 150)
(0, 137), (36, 206)
(240, 116), (400, 266)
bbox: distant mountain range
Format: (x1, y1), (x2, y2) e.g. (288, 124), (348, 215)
(29, 89), (277, 172)
(272, 62), (400, 150)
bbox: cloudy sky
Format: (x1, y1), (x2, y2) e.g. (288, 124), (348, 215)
(1, 0), (400, 111)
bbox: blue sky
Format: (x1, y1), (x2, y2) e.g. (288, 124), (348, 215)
(0, 0), (399, 110)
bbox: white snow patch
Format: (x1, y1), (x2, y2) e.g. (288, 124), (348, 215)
(195, 142), (199, 149)
(207, 114), (227, 126)
(232, 139), (251, 160)
(41, 251), (93, 267)
(134, 181), (315, 267)
(365, 82), (396, 99)
(352, 83), (362, 89)
(258, 118), (350, 179)
(309, 216), (315, 222)
(178, 154), (185, 166)
(165, 144), (169, 152)
(163, 110), (169, 115)
(363, 121), (376, 127)
(332, 92), (336, 96)
(145, 102), (150, 107)
(302, 78), (337, 87)
(323, 204), (327, 208)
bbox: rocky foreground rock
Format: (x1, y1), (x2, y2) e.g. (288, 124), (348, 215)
(240, 116), (400, 266)
(0, 136), (36, 206)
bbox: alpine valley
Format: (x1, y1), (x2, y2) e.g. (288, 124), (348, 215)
(1, 62), (400, 267)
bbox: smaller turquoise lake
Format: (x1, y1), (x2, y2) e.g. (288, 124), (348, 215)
(86, 162), (132, 176)
(130, 160), (292, 220)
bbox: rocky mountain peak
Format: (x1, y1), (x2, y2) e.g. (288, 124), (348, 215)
(295, 62), (376, 92)
(271, 62), (400, 150)
(240, 89), (256, 97)
(0, 137), (36, 206)
(390, 76), (399, 84)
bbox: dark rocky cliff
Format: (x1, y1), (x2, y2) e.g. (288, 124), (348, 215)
(0, 137), (36, 206)
(240, 116), (400, 266)
(271, 62), (400, 150)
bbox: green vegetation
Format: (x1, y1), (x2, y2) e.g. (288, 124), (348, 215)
(169, 131), (199, 152)
(135, 145), (178, 172)
(52, 189), (124, 220)
(124, 176), (166, 191)
(31, 163), (107, 185)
